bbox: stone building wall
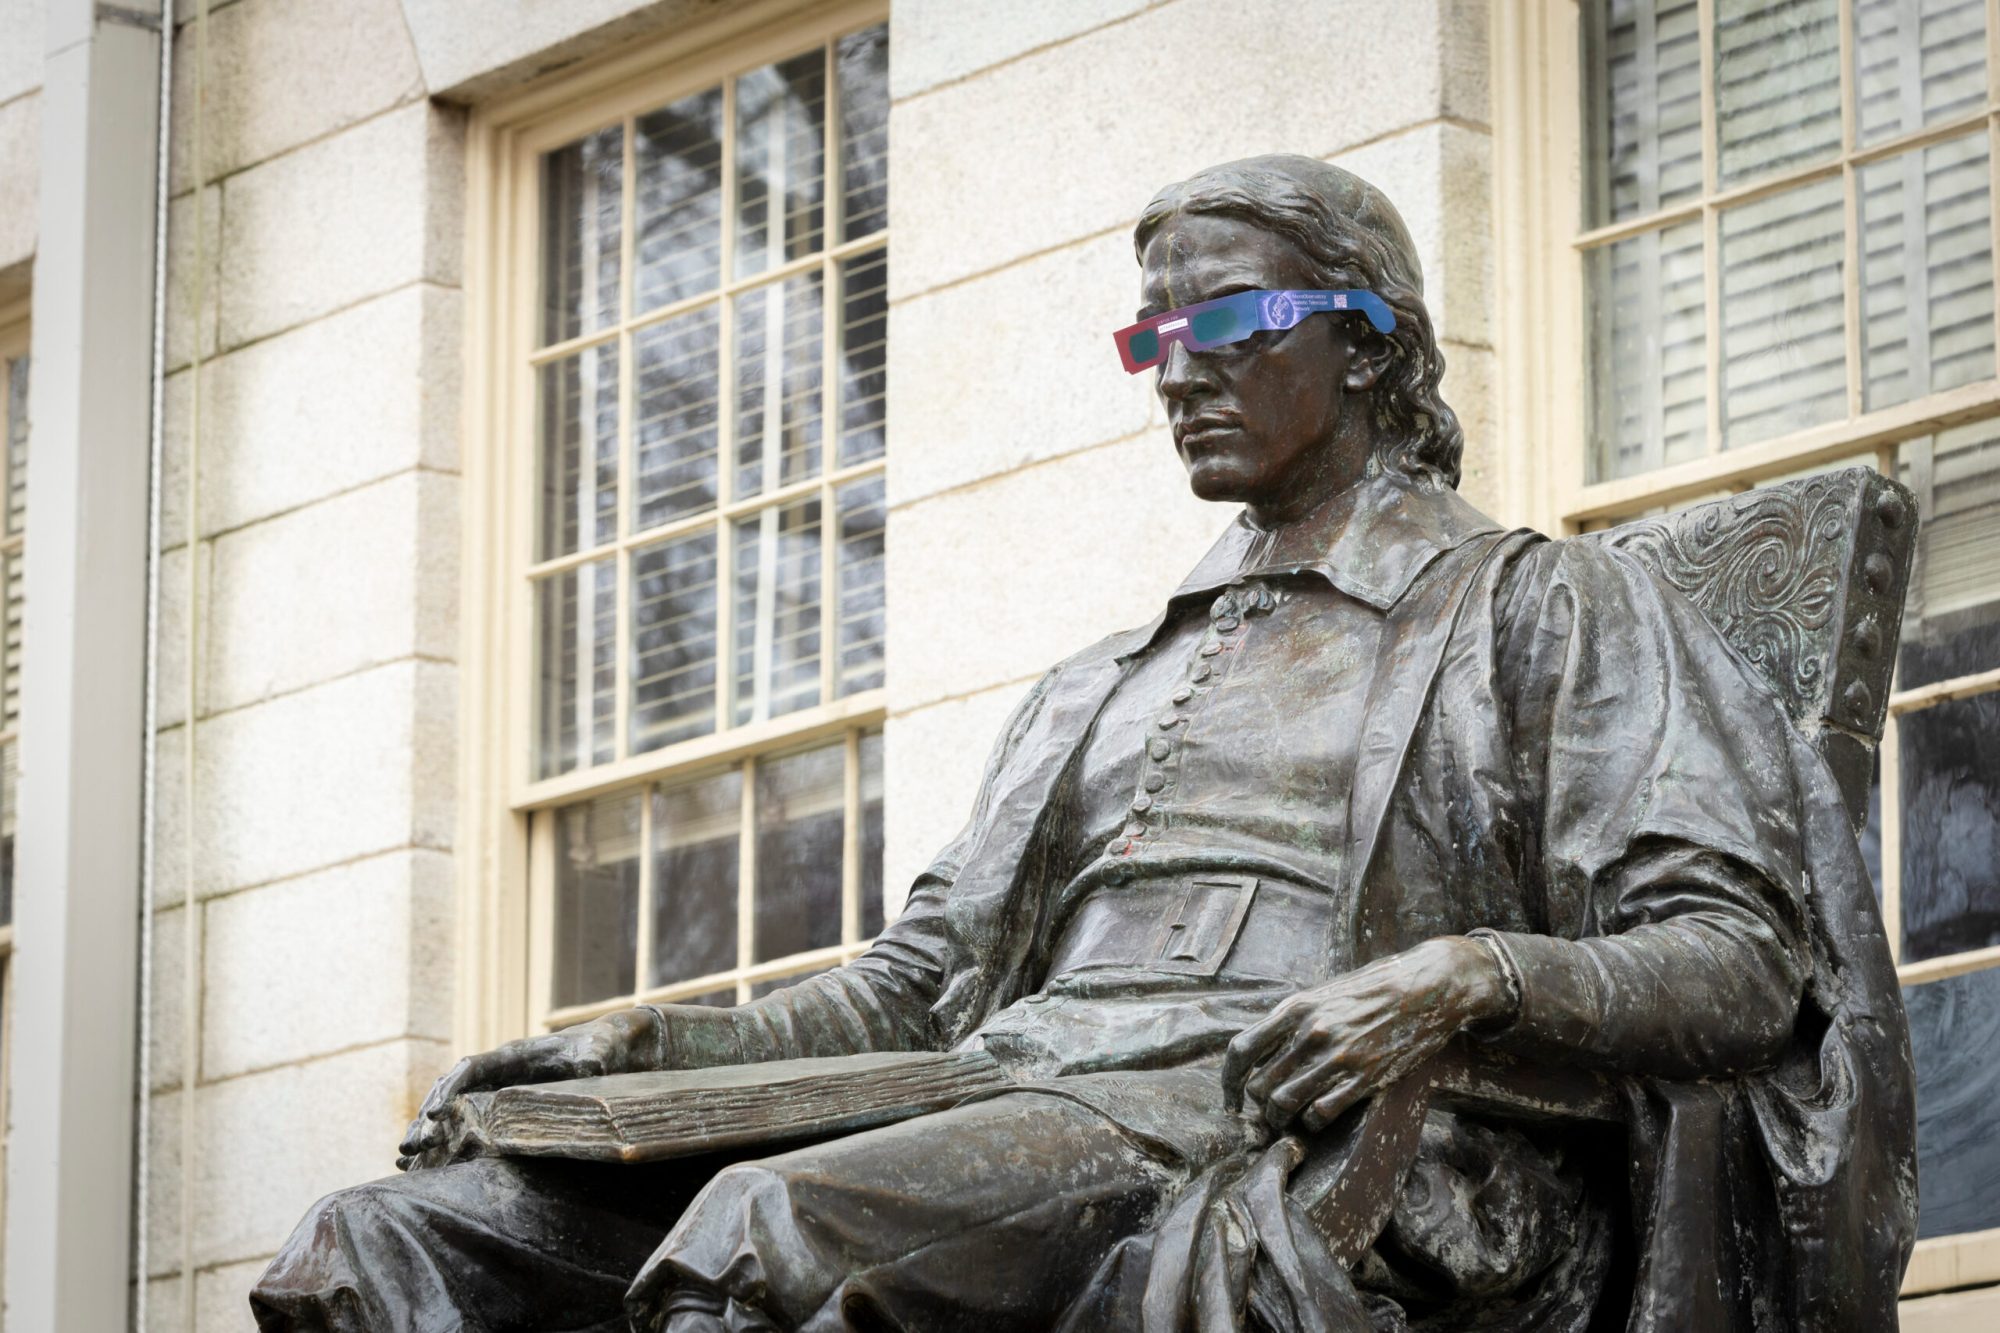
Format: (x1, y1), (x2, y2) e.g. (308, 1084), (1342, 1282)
(143, 0), (465, 1322)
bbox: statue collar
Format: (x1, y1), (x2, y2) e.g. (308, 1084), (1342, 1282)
(1168, 470), (1505, 613)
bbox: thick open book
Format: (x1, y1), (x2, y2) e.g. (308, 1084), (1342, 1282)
(443, 1049), (1016, 1165)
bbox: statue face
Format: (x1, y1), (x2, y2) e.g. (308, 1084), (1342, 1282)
(1138, 213), (1374, 518)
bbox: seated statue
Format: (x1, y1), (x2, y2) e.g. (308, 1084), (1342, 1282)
(252, 156), (1917, 1332)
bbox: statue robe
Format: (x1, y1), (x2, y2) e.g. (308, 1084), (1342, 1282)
(649, 472), (1917, 1329)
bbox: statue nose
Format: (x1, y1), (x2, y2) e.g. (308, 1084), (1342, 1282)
(1158, 341), (1210, 400)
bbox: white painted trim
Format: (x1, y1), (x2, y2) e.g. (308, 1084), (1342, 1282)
(6, 4), (161, 1327)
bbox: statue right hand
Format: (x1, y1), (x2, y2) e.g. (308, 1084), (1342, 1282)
(395, 1007), (662, 1171)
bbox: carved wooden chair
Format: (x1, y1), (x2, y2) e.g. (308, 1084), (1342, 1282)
(1290, 465), (1920, 1262)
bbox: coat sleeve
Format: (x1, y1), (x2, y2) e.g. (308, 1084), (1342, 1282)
(642, 668), (1060, 1070)
(1470, 539), (1812, 1080)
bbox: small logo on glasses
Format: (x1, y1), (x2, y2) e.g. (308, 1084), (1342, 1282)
(1261, 292), (1297, 327)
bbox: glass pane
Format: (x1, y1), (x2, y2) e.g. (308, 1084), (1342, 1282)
(1720, 177), (1847, 447)
(1586, 220), (1707, 481)
(650, 767), (742, 988)
(837, 24), (889, 242)
(634, 87), (725, 316)
(536, 343), (620, 561)
(735, 48), (828, 280)
(733, 496), (824, 725)
(1898, 423), (2000, 680)
(534, 559), (616, 779)
(733, 269), (826, 501)
(1897, 688), (2000, 962)
(2, 549), (21, 734)
(752, 742), (845, 963)
(752, 965), (836, 998)
(633, 306), (722, 531)
(5, 353), (26, 537)
(838, 249), (889, 468)
(1583, 0), (1704, 226)
(859, 728), (884, 936)
(540, 125), (623, 347)
(835, 475), (886, 696)
(631, 530), (719, 753)
(551, 791), (641, 1010)
(679, 988), (737, 1007)
(1856, 0), (1988, 146)
(1904, 965), (2000, 1237)
(1, 739), (15, 928)
(1714, 0), (1841, 187)
(1861, 132), (1994, 411)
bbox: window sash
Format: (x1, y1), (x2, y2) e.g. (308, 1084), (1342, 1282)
(513, 15), (890, 809)
(530, 726), (880, 1029)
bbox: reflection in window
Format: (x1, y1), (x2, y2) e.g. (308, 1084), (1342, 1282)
(1713, 0), (1841, 188)
(525, 23), (890, 1027)
(546, 729), (885, 1012)
(1, 351), (24, 927)
(552, 792), (642, 1010)
(1905, 965), (2000, 1237)
(1718, 177), (1846, 449)
(527, 24), (890, 781)
(650, 768), (741, 988)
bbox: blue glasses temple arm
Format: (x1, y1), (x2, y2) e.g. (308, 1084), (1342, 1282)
(1284, 290), (1397, 335)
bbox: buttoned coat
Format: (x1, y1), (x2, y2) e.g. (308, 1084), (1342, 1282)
(660, 472), (1917, 1331)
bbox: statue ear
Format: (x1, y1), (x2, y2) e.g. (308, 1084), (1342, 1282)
(1342, 328), (1394, 393)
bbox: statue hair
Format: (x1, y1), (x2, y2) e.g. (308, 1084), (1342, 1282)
(1133, 155), (1464, 490)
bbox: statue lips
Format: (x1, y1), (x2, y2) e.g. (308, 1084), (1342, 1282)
(1176, 409), (1246, 452)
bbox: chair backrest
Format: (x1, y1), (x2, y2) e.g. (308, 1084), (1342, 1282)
(1589, 466), (1919, 831)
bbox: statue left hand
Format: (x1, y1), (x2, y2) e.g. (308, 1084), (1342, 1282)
(1221, 936), (1514, 1133)
(396, 1006), (663, 1170)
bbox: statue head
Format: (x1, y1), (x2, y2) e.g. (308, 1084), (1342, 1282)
(1132, 155), (1462, 518)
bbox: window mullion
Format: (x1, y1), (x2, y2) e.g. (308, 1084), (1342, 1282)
(633, 779), (656, 1002)
(841, 727), (860, 946)
(821, 258), (841, 708)
(1882, 706), (1904, 966)
(609, 118), (638, 764)
(1697, 0), (1722, 457)
(1989, 111), (2000, 373)
(715, 76), (743, 742)
(1990, 0), (2000, 438)
(736, 755), (756, 1003)
(1842, 0), (1864, 418)
(614, 332), (634, 763)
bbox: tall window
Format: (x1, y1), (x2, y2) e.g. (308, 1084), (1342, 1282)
(505, 17), (890, 1028)
(1570, 0), (2000, 1261)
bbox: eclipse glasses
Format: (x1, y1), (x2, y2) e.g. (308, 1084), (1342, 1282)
(1112, 288), (1396, 374)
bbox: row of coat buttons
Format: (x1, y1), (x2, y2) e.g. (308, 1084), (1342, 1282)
(1103, 583), (1273, 874)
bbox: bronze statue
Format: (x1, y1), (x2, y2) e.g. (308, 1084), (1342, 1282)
(252, 156), (1918, 1332)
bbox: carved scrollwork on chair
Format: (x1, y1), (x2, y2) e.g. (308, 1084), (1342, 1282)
(1589, 466), (1918, 830)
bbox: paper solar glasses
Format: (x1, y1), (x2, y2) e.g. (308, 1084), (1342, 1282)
(1112, 289), (1396, 374)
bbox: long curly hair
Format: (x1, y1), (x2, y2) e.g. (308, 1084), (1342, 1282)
(1133, 155), (1464, 490)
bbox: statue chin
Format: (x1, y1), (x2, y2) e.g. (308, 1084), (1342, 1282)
(1180, 459), (1261, 505)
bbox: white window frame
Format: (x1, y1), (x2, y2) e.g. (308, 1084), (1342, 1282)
(1495, 0), (2000, 1297)
(458, 0), (891, 1051)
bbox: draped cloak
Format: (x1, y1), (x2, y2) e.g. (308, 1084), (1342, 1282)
(653, 474), (1918, 1330)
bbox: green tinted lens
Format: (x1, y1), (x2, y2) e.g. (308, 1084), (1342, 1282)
(1189, 306), (1239, 343)
(1127, 327), (1160, 364)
